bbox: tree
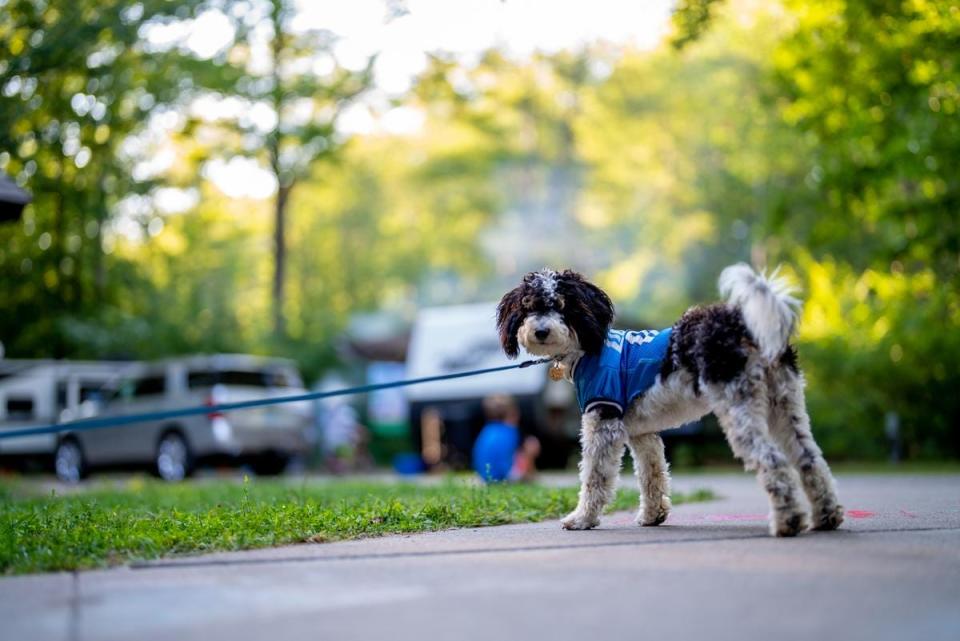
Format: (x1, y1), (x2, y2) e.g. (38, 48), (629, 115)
(0, 0), (234, 356)
(772, 0), (960, 281)
(671, 0), (960, 281)
(768, 0), (960, 457)
(187, 0), (374, 339)
(667, 0), (960, 457)
(407, 50), (608, 292)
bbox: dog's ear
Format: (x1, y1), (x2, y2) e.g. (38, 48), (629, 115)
(496, 284), (527, 359)
(557, 270), (615, 355)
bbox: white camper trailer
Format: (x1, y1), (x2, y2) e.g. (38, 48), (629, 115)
(0, 360), (132, 459)
(404, 303), (578, 469)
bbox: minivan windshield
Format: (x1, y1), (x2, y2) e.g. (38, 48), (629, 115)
(188, 369), (301, 389)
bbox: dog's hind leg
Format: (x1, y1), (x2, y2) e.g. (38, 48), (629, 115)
(711, 365), (809, 537)
(561, 409), (626, 530)
(767, 367), (844, 531)
(626, 433), (671, 526)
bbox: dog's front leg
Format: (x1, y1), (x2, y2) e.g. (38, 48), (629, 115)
(627, 433), (672, 526)
(561, 408), (626, 530)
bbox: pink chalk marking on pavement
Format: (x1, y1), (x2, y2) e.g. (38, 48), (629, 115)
(899, 509), (918, 518)
(666, 515), (706, 524)
(639, 509), (885, 527)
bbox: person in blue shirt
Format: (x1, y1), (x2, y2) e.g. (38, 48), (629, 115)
(473, 394), (540, 483)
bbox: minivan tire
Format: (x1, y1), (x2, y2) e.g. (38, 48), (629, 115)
(54, 438), (87, 484)
(250, 452), (289, 476)
(155, 431), (194, 482)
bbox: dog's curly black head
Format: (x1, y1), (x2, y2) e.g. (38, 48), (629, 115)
(496, 269), (615, 359)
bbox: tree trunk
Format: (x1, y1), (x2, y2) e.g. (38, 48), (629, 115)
(93, 179), (107, 301)
(269, 0), (287, 340)
(52, 162), (67, 357)
(272, 183), (291, 339)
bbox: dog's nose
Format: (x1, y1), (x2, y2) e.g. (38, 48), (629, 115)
(534, 328), (550, 341)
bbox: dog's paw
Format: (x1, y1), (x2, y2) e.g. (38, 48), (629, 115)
(771, 509), (810, 537)
(637, 494), (671, 527)
(811, 503), (844, 531)
(561, 511), (599, 530)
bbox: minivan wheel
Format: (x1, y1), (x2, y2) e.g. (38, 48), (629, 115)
(55, 438), (86, 484)
(155, 432), (193, 482)
(250, 452), (289, 476)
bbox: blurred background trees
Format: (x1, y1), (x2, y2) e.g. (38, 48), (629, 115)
(1, 0), (957, 459)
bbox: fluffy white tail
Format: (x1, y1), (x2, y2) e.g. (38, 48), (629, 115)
(718, 263), (800, 362)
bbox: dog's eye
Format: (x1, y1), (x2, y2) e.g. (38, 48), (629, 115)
(555, 296), (565, 310)
(522, 295), (534, 308)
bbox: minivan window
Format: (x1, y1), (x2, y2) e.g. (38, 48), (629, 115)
(188, 370), (299, 389)
(6, 397), (35, 420)
(133, 376), (166, 397)
(56, 383), (68, 410)
(55, 381), (102, 410)
(80, 382), (106, 403)
(101, 379), (135, 404)
(267, 370), (300, 388)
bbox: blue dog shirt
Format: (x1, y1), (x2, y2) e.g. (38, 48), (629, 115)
(572, 328), (673, 415)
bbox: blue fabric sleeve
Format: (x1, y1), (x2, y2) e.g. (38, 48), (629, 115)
(574, 354), (623, 414)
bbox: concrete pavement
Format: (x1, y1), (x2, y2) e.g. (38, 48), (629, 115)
(2, 473), (959, 641)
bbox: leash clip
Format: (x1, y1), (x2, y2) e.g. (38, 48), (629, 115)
(518, 357), (552, 369)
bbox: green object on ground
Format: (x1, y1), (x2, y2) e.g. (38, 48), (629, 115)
(0, 478), (714, 575)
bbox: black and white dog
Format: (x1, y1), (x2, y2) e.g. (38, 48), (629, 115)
(496, 264), (843, 536)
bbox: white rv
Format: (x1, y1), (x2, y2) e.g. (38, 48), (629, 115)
(404, 303), (578, 469)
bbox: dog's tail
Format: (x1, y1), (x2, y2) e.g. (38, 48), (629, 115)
(718, 263), (800, 362)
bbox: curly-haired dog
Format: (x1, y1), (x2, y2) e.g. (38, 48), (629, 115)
(496, 264), (843, 537)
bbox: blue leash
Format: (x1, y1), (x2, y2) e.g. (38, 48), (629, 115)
(0, 358), (553, 441)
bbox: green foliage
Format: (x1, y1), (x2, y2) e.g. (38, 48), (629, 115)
(577, 7), (808, 316)
(0, 0), (237, 357)
(0, 478), (714, 574)
(772, 0), (960, 280)
(768, 0), (960, 457)
(670, 0), (724, 50)
(178, 0), (376, 338)
(284, 136), (498, 375)
(795, 257), (960, 459)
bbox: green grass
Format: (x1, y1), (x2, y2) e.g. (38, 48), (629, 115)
(0, 477), (715, 575)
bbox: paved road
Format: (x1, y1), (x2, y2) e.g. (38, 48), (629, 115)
(3, 474), (959, 641)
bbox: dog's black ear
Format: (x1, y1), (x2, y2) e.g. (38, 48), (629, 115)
(496, 284), (527, 359)
(557, 270), (615, 355)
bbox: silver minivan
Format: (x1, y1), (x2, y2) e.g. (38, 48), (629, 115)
(56, 354), (313, 482)
(0, 360), (133, 464)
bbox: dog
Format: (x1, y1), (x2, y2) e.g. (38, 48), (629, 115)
(496, 264), (843, 537)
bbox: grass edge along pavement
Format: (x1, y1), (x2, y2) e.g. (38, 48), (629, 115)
(0, 478), (715, 575)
